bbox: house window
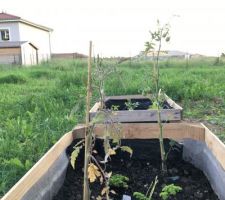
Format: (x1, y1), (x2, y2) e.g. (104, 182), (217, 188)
(0, 29), (10, 41)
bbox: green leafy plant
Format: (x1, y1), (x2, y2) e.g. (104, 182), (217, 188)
(111, 105), (120, 111)
(159, 184), (182, 200)
(144, 20), (170, 173)
(133, 176), (158, 200)
(133, 192), (149, 200)
(125, 99), (139, 110)
(109, 174), (129, 189)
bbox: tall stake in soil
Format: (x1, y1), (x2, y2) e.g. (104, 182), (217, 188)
(83, 41), (92, 200)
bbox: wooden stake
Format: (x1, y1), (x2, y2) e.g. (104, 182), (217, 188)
(83, 41), (92, 200)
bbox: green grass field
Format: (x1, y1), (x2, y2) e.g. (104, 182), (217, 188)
(0, 58), (225, 196)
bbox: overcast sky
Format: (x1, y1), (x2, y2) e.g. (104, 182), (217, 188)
(1, 0), (225, 57)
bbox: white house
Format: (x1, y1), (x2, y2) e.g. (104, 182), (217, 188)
(0, 12), (53, 65)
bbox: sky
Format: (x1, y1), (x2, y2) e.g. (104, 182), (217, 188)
(1, 0), (225, 57)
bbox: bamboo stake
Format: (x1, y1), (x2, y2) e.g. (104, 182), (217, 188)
(83, 41), (92, 200)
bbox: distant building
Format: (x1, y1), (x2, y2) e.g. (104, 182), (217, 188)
(0, 12), (53, 65)
(135, 50), (192, 61)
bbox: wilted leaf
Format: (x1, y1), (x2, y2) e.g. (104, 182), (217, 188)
(100, 176), (104, 184)
(107, 171), (112, 178)
(96, 196), (102, 200)
(88, 163), (101, 182)
(121, 146), (133, 157)
(70, 144), (83, 169)
(93, 150), (98, 154)
(108, 148), (116, 156)
(110, 190), (116, 194)
(101, 187), (109, 195)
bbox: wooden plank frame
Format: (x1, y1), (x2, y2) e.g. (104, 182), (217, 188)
(2, 122), (225, 200)
(89, 94), (183, 123)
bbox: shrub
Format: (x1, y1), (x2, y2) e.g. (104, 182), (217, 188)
(0, 74), (26, 84)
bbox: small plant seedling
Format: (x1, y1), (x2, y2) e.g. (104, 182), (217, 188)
(149, 101), (158, 109)
(159, 184), (182, 200)
(125, 99), (139, 111)
(133, 192), (149, 200)
(109, 174), (129, 189)
(133, 176), (158, 200)
(111, 105), (120, 111)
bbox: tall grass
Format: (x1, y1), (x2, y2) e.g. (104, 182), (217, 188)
(0, 58), (225, 196)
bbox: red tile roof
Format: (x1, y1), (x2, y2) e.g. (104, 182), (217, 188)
(0, 12), (20, 20)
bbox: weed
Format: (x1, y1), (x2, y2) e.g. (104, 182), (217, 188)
(109, 174), (129, 189)
(159, 184), (182, 200)
(125, 99), (139, 110)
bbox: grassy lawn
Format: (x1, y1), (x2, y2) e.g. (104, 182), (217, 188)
(0, 57), (224, 196)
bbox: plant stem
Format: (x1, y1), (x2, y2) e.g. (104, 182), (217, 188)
(157, 101), (167, 173)
(83, 41), (92, 200)
(155, 32), (167, 173)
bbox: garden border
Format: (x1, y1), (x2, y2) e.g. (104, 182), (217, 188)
(2, 123), (225, 200)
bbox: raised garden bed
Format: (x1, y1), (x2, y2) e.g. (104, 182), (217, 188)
(89, 95), (183, 122)
(2, 123), (225, 200)
(54, 139), (218, 200)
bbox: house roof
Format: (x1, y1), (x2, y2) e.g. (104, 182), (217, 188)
(0, 12), (53, 32)
(0, 12), (20, 20)
(0, 41), (38, 49)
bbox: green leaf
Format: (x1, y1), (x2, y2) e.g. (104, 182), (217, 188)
(5, 158), (24, 169)
(166, 37), (170, 42)
(133, 192), (148, 200)
(120, 146), (133, 157)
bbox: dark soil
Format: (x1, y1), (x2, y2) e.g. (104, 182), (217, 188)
(105, 99), (171, 110)
(53, 139), (219, 200)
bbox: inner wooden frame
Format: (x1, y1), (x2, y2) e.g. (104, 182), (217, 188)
(2, 122), (224, 200)
(89, 95), (183, 122)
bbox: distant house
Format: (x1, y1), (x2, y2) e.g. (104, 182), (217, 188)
(0, 12), (53, 65)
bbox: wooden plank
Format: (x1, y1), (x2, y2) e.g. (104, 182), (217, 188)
(1, 125), (84, 200)
(89, 102), (100, 112)
(165, 94), (183, 110)
(105, 95), (146, 101)
(75, 123), (205, 141)
(202, 123), (225, 170)
(90, 109), (181, 122)
(90, 94), (183, 122)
